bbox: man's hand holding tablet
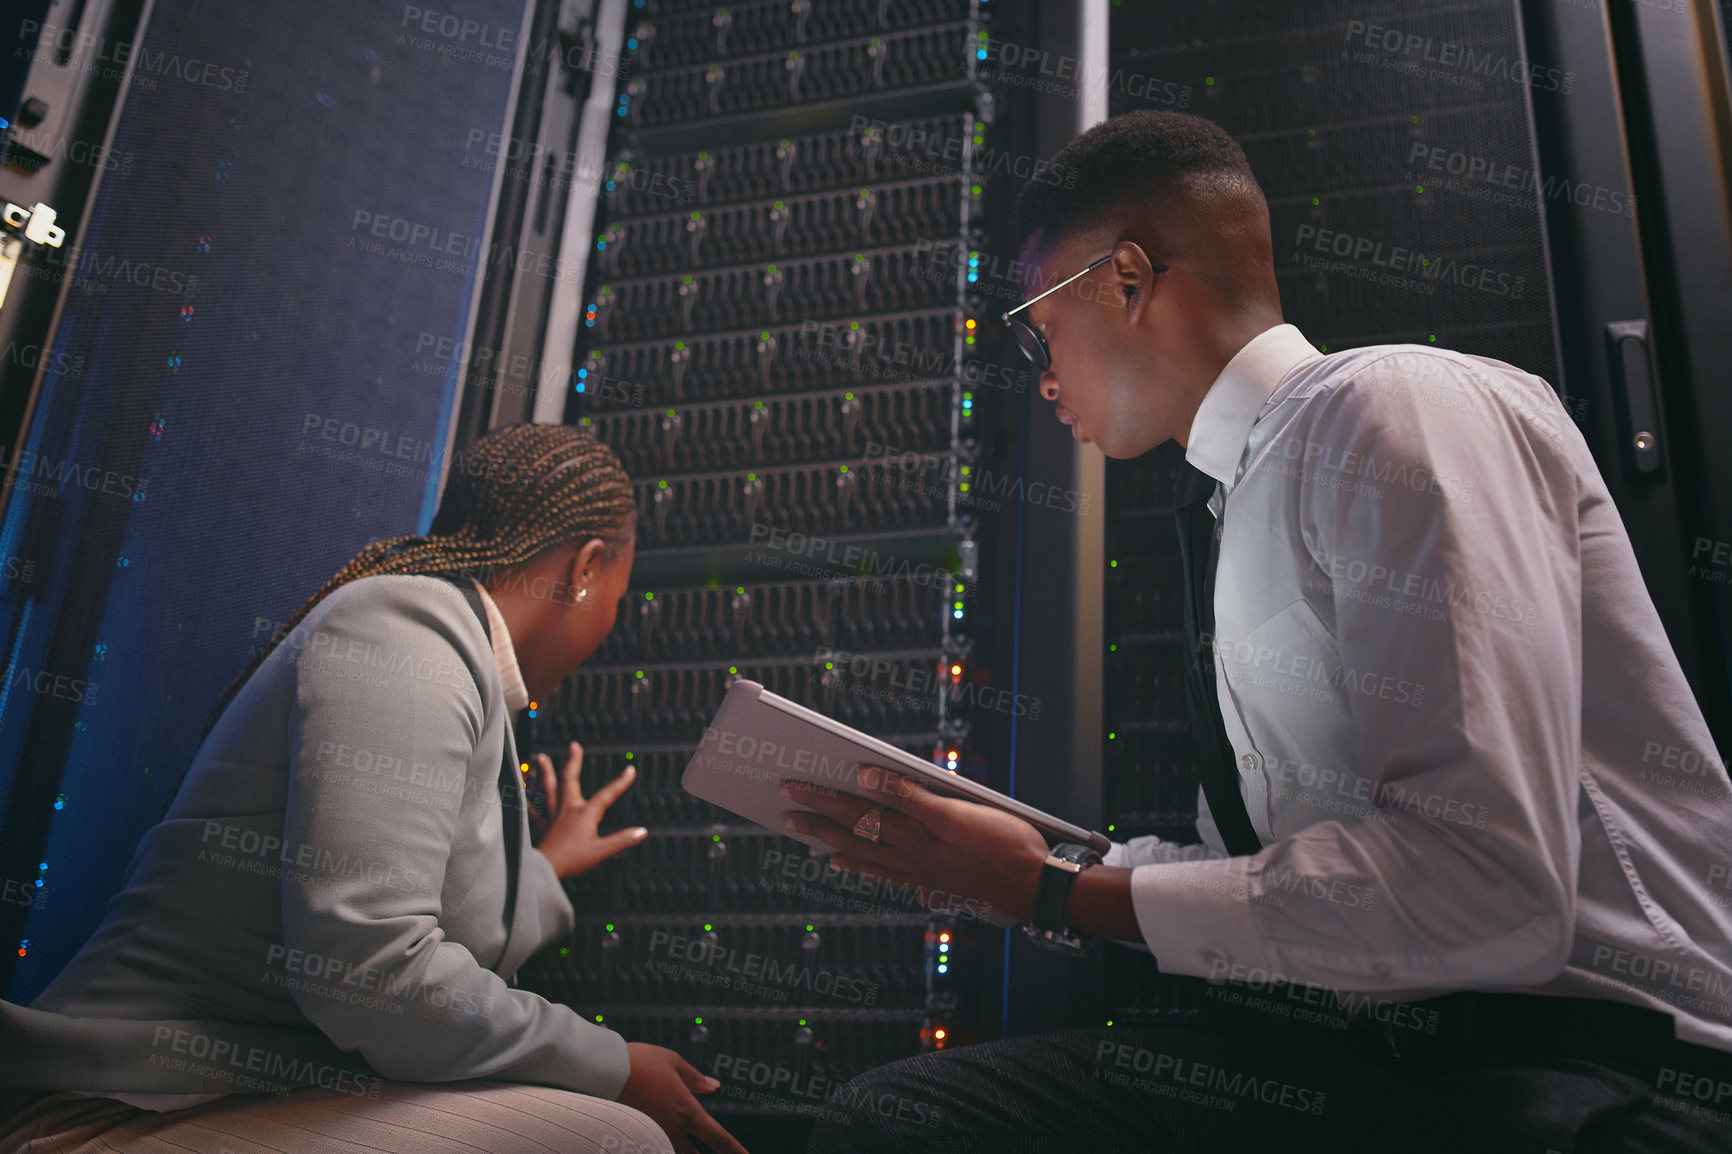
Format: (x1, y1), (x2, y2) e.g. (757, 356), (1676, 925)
(781, 766), (1050, 924)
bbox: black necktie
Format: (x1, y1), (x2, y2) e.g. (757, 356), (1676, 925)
(1173, 463), (1264, 857)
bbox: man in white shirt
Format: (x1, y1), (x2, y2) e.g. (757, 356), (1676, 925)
(791, 110), (1732, 1152)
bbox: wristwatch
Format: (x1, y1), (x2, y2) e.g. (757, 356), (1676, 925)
(1021, 842), (1102, 955)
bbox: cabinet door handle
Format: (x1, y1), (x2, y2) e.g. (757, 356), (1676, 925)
(1606, 320), (1663, 477)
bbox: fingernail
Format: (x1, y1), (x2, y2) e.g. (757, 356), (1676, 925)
(632, 827), (648, 839)
(623, 765), (636, 778)
(703, 1076), (720, 1089)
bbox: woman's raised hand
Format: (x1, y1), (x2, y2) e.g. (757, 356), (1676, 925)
(527, 740), (648, 879)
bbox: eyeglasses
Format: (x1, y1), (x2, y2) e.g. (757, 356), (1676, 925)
(1001, 251), (1169, 371)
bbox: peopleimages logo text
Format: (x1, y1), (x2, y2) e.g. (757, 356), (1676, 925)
(1344, 19), (1573, 93)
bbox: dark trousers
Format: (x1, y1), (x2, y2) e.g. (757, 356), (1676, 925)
(806, 987), (1732, 1154)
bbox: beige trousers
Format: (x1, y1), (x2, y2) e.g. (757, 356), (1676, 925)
(0, 1081), (673, 1153)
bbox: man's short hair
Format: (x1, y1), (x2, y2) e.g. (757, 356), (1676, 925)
(1013, 110), (1265, 254)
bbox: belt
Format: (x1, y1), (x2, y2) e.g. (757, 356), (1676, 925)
(1204, 982), (1732, 1083)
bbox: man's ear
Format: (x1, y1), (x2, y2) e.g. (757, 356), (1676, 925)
(1110, 241), (1158, 324)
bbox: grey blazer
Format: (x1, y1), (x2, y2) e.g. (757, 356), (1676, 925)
(0, 574), (628, 1101)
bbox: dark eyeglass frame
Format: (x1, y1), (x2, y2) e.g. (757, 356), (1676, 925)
(1001, 250), (1169, 371)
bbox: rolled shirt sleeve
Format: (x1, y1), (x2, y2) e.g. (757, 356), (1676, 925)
(1104, 835), (1228, 869)
(1129, 355), (1584, 996)
(279, 579), (630, 1097)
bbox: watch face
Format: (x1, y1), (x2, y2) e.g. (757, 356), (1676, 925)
(1052, 842), (1102, 866)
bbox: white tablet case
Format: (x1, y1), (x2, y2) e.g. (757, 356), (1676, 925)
(681, 678), (1112, 928)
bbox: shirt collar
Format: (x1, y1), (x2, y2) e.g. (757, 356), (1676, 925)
(470, 579), (530, 712)
(1185, 323), (1322, 489)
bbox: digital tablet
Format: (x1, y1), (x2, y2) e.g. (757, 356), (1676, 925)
(681, 678), (1113, 860)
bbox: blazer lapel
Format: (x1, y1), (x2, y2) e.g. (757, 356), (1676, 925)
(447, 578), (525, 967)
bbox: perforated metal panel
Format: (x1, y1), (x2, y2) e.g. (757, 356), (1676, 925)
(1101, 0), (1563, 1027)
(0, 0), (528, 999)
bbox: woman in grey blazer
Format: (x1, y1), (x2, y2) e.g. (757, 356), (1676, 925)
(0, 424), (747, 1154)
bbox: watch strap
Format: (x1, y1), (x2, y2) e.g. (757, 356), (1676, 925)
(1030, 842), (1101, 934)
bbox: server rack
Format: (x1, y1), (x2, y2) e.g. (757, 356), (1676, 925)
(1096, 0), (1568, 1031)
(1093, 0), (1732, 1033)
(508, 1), (1018, 1142)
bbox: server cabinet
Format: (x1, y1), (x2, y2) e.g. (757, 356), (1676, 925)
(1092, 0), (1732, 1035)
(0, 0), (535, 999)
(507, 2), (1018, 1145)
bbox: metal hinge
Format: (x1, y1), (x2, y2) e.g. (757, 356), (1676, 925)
(0, 200), (68, 310)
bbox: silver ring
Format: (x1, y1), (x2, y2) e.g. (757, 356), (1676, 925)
(852, 805), (883, 844)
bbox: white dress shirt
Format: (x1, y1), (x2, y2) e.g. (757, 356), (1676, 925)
(72, 577), (535, 1111)
(1103, 323), (1732, 1053)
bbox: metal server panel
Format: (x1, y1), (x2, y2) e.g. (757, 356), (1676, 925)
(514, 0), (1006, 1139)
